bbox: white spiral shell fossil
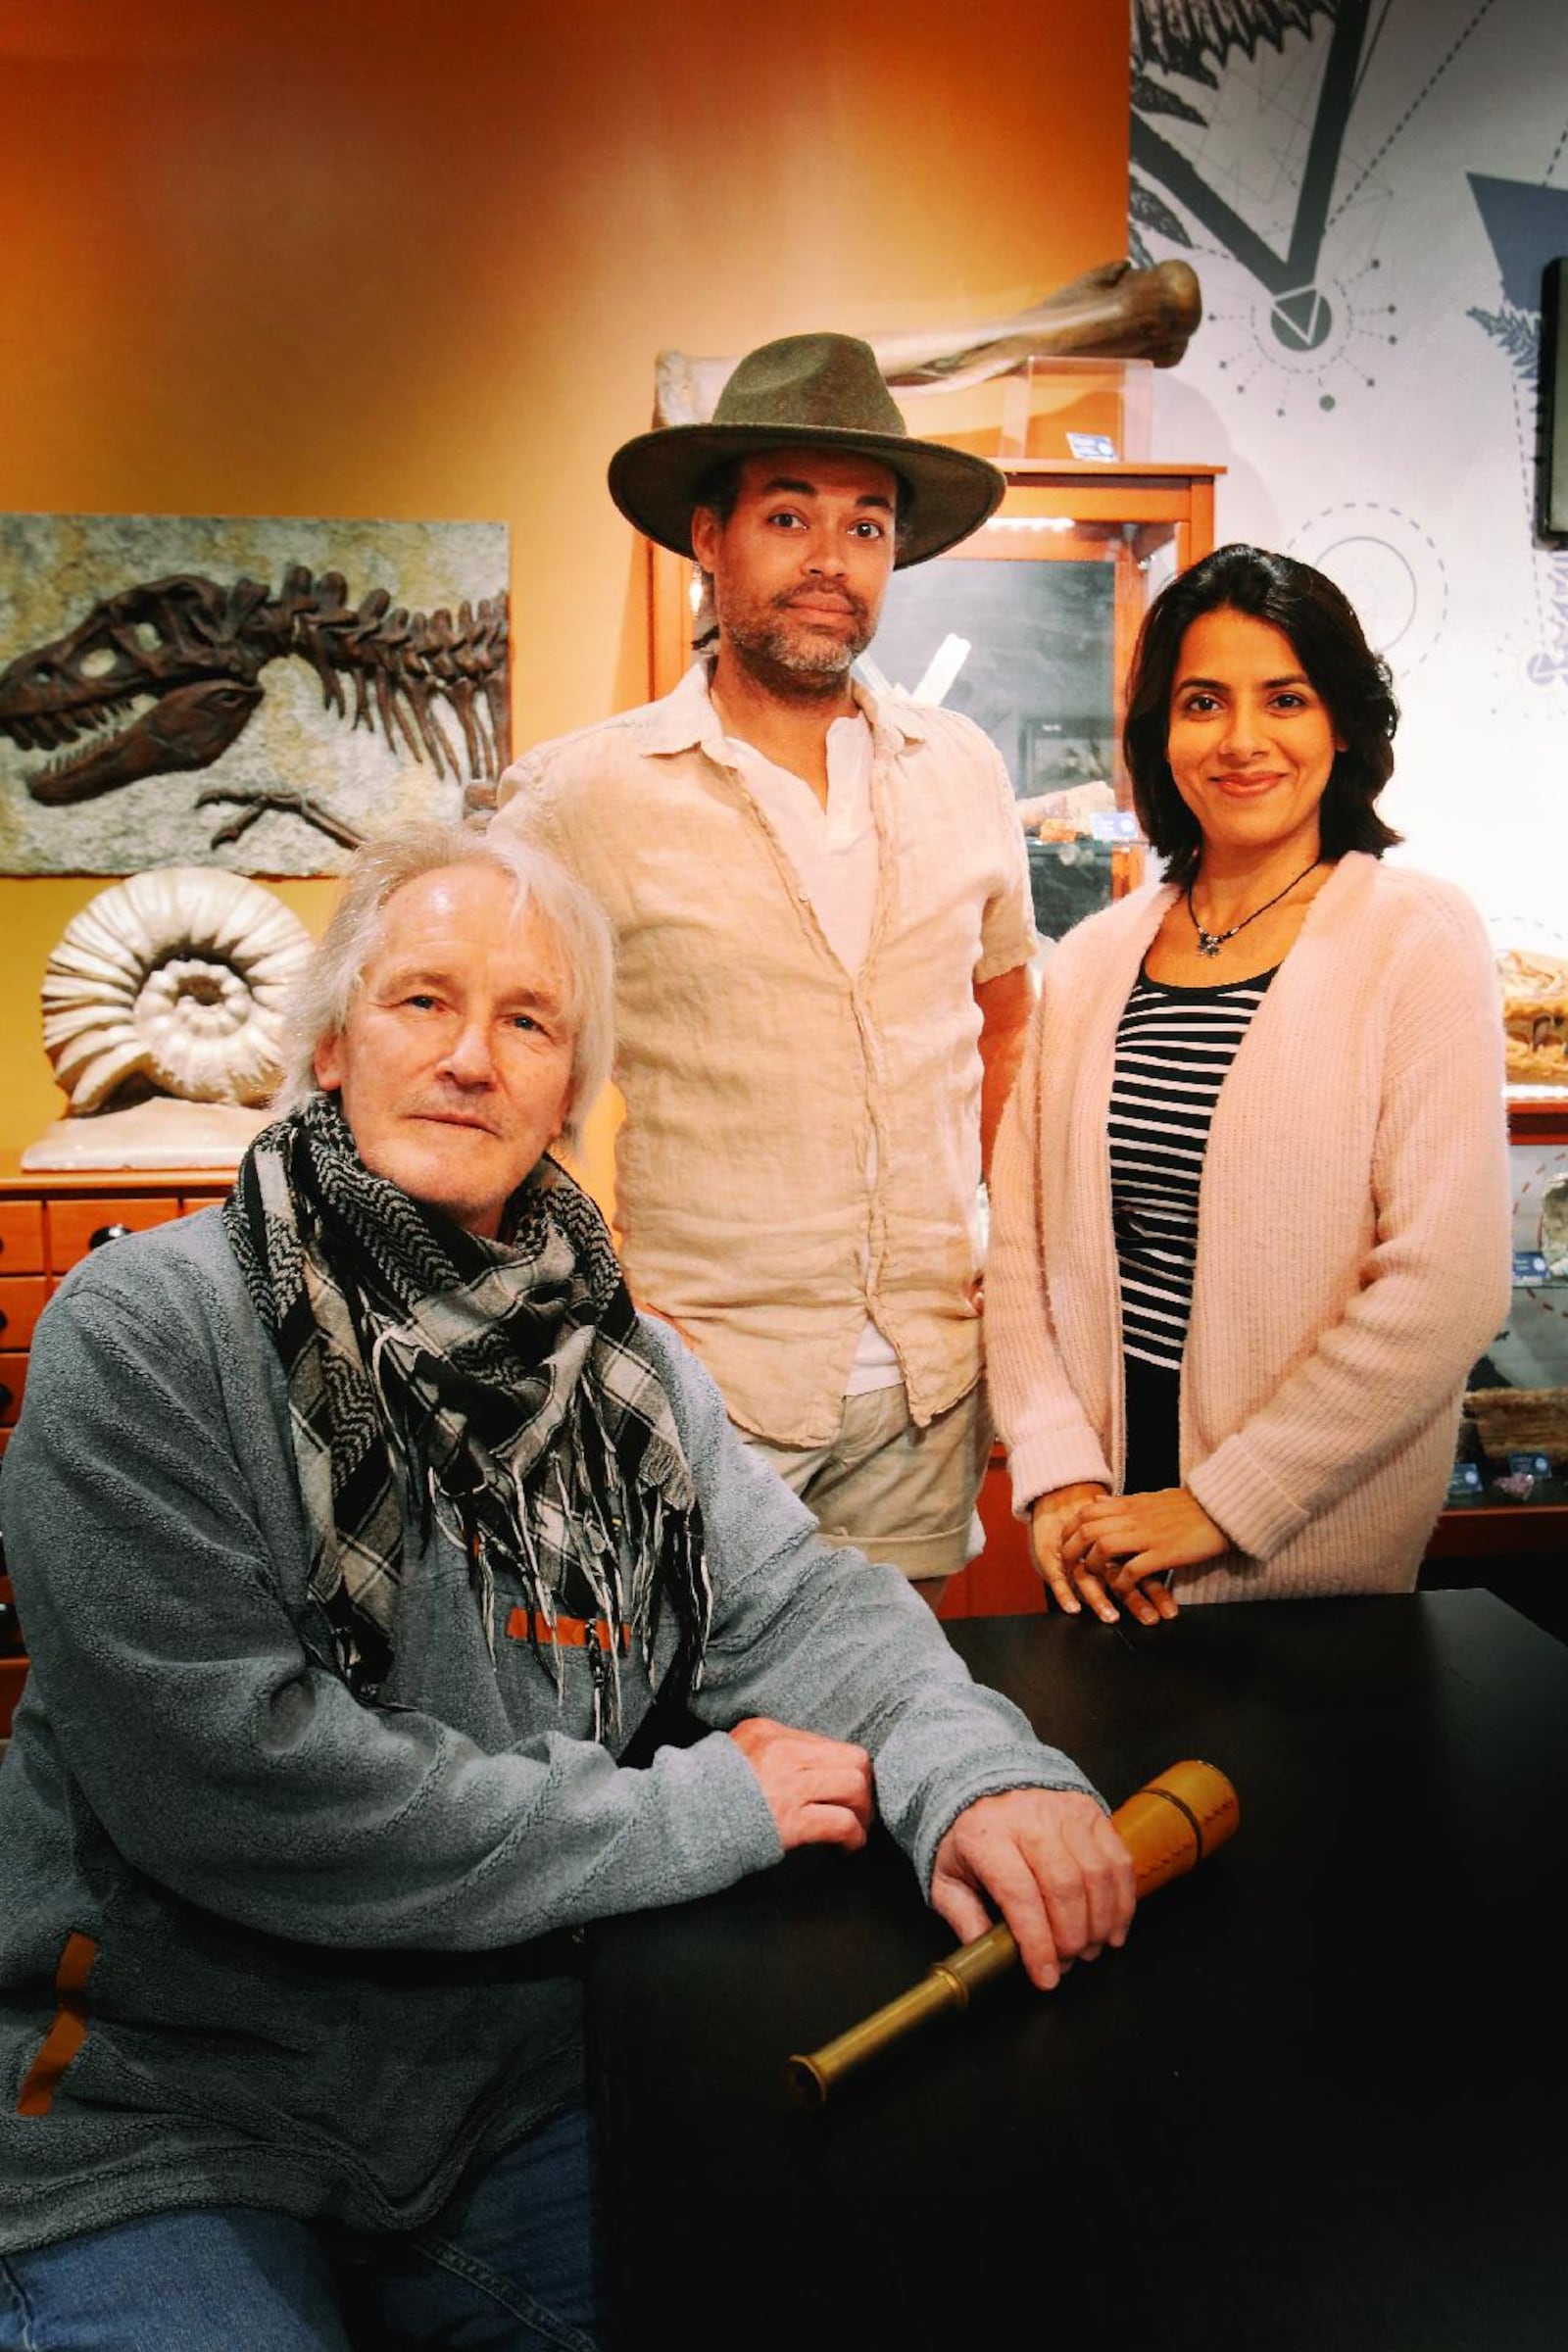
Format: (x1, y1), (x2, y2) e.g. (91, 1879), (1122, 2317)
(41, 866), (313, 1113)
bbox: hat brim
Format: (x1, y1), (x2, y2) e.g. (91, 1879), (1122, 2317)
(608, 422), (1006, 568)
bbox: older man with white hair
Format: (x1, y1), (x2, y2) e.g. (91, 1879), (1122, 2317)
(0, 822), (1132, 2352)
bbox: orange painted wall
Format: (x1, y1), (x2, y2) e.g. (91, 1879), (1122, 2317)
(0, 0), (1129, 1190)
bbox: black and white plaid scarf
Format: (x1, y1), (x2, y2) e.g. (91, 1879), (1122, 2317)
(224, 1093), (710, 1736)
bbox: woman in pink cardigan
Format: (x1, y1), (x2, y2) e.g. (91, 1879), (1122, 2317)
(987, 546), (1511, 1623)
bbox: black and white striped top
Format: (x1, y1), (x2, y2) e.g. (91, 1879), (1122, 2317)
(1109, 963), (1277, 1373)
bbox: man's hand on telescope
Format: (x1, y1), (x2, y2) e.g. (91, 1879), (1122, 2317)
(730, 1718), (875, 1854)
(930, 1788), (1137, 1988)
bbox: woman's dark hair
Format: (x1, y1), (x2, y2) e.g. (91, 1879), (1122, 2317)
(1122, 543), (1402, 887)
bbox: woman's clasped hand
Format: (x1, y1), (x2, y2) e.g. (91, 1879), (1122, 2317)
(1032, 1484), (1227, 1626)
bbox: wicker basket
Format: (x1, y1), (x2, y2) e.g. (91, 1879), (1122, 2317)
(1463, 1387), (1568, 1468)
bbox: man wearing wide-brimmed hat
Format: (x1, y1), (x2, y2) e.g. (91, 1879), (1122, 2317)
(495, 332), (1036, 1607)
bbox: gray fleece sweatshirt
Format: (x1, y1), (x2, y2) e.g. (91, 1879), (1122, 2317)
(0, 1210), (1097, 2254)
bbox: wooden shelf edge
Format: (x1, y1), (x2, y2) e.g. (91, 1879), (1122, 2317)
(1426, 1501), (1567, 1560)
(1507, 1097), (1568, 1145)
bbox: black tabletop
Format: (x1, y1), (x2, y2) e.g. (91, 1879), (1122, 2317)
(587, 1592), (1568, 2352)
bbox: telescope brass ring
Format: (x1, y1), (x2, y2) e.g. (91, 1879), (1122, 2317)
(1144, 1779), (1207, 1859)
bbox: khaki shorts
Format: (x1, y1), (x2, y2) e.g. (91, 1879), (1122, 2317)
(743, 1381), (993, 1584)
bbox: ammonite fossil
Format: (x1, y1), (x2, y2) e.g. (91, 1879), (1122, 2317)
(41, 866), (313, 1112)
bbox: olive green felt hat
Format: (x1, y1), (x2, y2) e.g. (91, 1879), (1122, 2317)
(608, 331), (1006, 568)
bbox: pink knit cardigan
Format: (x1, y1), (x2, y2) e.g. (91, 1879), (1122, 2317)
(985, 854), (1513, 1602)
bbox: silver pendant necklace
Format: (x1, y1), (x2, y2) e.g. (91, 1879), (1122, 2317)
(1187, 858), (1321, 959)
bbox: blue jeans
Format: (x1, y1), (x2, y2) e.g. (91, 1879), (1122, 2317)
(0, 2104), (601, 2351)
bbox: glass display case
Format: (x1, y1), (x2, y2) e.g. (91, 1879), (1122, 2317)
(646, 458), (1223, 941)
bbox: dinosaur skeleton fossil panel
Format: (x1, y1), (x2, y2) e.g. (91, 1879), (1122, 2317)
(0, 514), (510, 875)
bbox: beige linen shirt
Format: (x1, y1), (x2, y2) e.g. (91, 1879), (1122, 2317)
(494, 663), (1036, 1446)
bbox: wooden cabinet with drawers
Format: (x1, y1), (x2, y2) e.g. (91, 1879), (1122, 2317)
(0, 1161), (231, 1734)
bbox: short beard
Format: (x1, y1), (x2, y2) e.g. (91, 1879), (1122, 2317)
(722, 600), (875, 702)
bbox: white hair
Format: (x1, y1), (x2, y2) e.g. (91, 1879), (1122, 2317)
(271, 819), (614, 1154)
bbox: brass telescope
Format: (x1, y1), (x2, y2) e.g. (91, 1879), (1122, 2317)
(786, 1757), (1238, 2108)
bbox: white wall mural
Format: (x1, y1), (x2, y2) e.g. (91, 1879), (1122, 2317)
(1131, 0), (1568, 956)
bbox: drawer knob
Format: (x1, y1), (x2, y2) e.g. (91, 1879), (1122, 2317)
(0, 1384), (11, 1416)
(88, 1223), (133, 1250)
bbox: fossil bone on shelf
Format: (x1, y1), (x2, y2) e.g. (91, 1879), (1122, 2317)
(40, 865), (313, 1114)
(652, 261), (1203, 424)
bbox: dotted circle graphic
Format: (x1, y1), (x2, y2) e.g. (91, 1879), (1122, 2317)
(1287, 505), (1448, 671)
